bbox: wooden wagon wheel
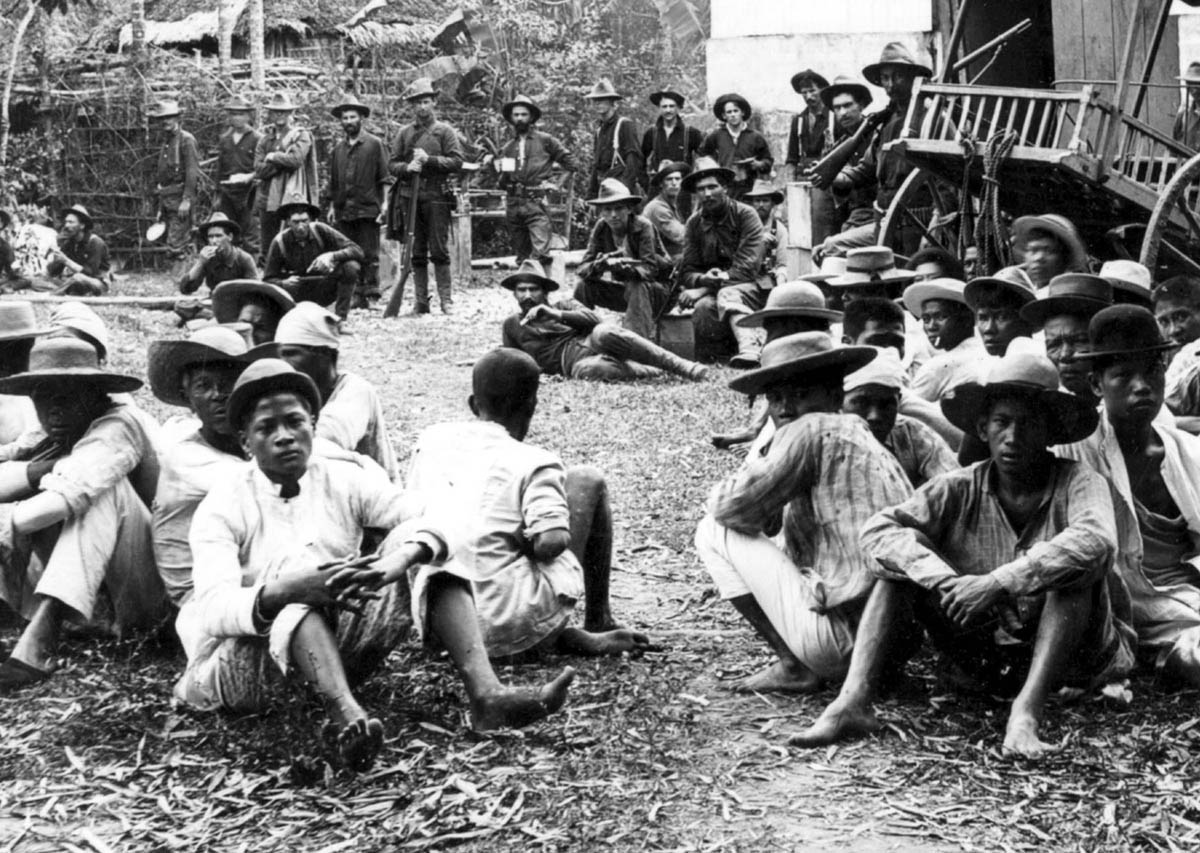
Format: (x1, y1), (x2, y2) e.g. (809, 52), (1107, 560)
(1141, 151), (1200, 279)
(877, 168), (964, 257)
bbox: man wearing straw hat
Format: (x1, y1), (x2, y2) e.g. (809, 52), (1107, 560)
(572, 178), (670, 340)
(212, 279), (295, 346)
(254, 92), (320, 258)
(263, 201), (364, 326)
(697, 93), (773, 200)
(695, 334), (911, 694)
(386, 78), (464, 315)
(1011, 213), (1089, 289)
(584, 79), (642, 197)
(642, 160), (689, 261)
(500, 259), (708, 382)
(904, 276), (982, 403)
(325, 98), (388, 309)
(39, 205), (112, 296)
(496, 94), (576, 277)
(792, 348), (1132, 758)
(148, 99), (200, 267)
(1019, 272), (1113, 405)
(178, 212), (257, 296)
(175, 358), (575, 770)
(0, 337), (168, 691)
(1057, 306), (1200, 690)
(214, 96), (262, 259)
(676, 156), (768, 367)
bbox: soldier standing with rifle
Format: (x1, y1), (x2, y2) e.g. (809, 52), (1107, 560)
(385, 78), (463, 315)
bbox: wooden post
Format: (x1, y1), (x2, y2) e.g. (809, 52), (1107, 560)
(449, 210), (472, 282)
(1130, 0), (1173, 122)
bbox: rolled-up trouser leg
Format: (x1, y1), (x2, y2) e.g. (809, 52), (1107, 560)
(585, 322), (704, 380)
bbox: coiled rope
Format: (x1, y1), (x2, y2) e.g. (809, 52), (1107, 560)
(973, 129), (1019, 275)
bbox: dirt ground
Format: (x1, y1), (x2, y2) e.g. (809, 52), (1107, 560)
(2, 272), (1200, 852)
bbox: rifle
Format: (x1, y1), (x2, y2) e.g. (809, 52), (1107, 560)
(805, 104), (895, 190)
(382, 171), (422, 319)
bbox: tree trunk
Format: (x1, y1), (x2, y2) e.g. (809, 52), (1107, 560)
(130, 0), (146, 61)
(249, 0), (265, 93)
(0, 0), (41, 173)
(217, 0), (233, 80)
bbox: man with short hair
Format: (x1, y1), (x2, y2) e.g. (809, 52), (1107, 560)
(0, 338), (167, 690)
(176, 358), (575, 769)
(178, 212), (258, 295)
(675, 157), (768, 367)
(965, 267), (1037, 357)
(697, 94), (773, 200)
(572, 180), (670, 340)
(1155, 275), (1200, 406)
(792, 349), (1132, 758)
(585, 79), (642, 197)
(743, 180), (789, 287)
(324, 99), (388, 308)
(1019, 273), (1113, 405)
(904, 277), (983, 402)
(254, 92), (320, 257)
(501, 259), (707, 383)
(497, 95), (575, 276)
(642, 88), (702, 214)
(41, 205), (112, 296)
(695, 334), (912, 693)
(275, 302), (398, 481)
(263, 202), (364, 324)
(842, 347), (956, 488)
(1012, 213), (1089, 289)
(212, 280), (295, 346)
(907, 246), (965, 282)
(214, 97), (261, 258)
(386, 78), (464, 315)
(149, 99), (200, 266)
(642, 161), (689, 261)
(410, 348), (652, 657)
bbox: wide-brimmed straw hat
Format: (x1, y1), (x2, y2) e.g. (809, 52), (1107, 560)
(743, 179), (784, 205)
(728, 331), (876, 395)
(264, 92), (299, 111)
(1011, 214), (1089, 274)
(0, 337), (141, 395)
(964, 265), (1037, 310)
(827, 247), (917, 288)
(1019, 273), (1113, 329)
(0, 302), (55, 342)
(1180, 61), (1200, 83)
(790, 69), (830, 94)
(680, 155), (735, 193)
(1098, 260), (1153, 308)
(649, 160), (690, 187)
(941, 350), (1099, 444)
(149, 325), (271, 407)
(62, 204), (92, 228)
(501, 94), (541, 123)
(212, 280), (296, 325)
(584, 79), (622, 101)
(799, 256), (848, 283)
(863, 42), (933, 87)
(147, 99), (182, 119)
(649, 88), (686, 106)
(588, 178), (641, 206)
(50, 302), (107, 359)
(1086, 304), (1175, 361)
(820, 75), (873, 110)
(712, 93), (752, 121)
(901, 277), (968, 318)
(227, 358), (321, 432)
(195, 210), (241, 238)
(501, 258), (559, 292)
(331, 99), (371, 118)
(737, 281), (842, 328)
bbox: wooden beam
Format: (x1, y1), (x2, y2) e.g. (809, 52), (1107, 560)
(0, 294), (179, 308)
(1097, 0), (1146, 176)
(1131, 0), (1173, 121)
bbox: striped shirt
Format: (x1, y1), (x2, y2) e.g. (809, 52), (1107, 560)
(886, 415), (958, 489)
(708, 412), (912, 612)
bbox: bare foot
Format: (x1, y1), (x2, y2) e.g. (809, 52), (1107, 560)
(1002, 712), (1058, 759)
(471, 666), (576, 731)
(583, 610), (620, 633)
(727, 660), (820, 695)
(336, 717), (385, 772)
(787, 699), (882, 747)
(557, 626), (654, 656)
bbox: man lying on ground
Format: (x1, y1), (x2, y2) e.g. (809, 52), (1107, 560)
(407, 348), (651, 658)
(275, 302), (399, 481)
(176, 359), (575, 771)
(501, 259), (708, 383)
(791, 349), (1134, 758)
(694, 334), (912, 693)
(0, 338), (168, 690)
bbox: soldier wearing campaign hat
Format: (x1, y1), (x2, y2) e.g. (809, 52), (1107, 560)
(214, 96), (262, 257)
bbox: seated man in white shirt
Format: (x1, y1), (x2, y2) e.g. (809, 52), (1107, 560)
(0, 338), (167, 690)
(275, 301), (399, 481)
(177, 359), (573, 770)
(903, 277), (981, 403)
(408, 348), (651, 658)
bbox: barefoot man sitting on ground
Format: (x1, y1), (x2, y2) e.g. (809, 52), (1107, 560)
(791, 349), (1135, 757)
(176, 359), (574, 771)
(694, 333), (912, 692)
(407, 348), (651, 658)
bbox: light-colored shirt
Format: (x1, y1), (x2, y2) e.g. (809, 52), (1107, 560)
(320, 371), (399, 482)
(708, 412), (912, 612)
(408, 421), (582, 656)
(1166, 341), (1200, 415)
(910, 335), (988, 403)
(0, 395), (35, 446)
(642, 195), (686, 259)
